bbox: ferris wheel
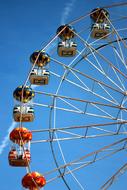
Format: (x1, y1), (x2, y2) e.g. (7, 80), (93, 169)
(8, 2), (127, 190)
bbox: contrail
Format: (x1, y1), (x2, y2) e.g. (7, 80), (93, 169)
(61, 0), (77, 24)
(0, 121), (16, 154)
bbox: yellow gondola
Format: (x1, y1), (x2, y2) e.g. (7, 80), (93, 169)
(30, 51), (50, 67)
(90, 8), (109, 23)
(90, 8), (110, 39)
(56, 25), (75, 40)
(13, 85), (35, 103)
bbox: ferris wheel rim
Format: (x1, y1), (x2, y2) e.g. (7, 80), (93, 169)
(46, 10), (127, 189)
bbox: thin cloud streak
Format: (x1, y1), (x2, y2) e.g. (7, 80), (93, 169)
(0, 121), (16, 154)
(61, 0), (76, 24)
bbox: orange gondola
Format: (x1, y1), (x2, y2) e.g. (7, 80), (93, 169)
(10, 127), (32, 146)
(22, 172), (46, 190)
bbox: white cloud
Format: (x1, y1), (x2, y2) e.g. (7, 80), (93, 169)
(61, 0), (76, 24)
(0, 121), (16, 155)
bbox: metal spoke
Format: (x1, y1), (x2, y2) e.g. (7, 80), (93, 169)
(101, 163), (127, 190)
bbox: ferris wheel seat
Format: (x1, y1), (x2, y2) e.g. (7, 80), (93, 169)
(91, 23), (110, 39)
(9, 158), (30, 167)
(30, 75), (49, 85)
(8, 150), (31, 167)
(57, 42), (77, 57)
(13, 106), (34, 122)
(29, 69), (49, 85)
(13, 113), (34, 122)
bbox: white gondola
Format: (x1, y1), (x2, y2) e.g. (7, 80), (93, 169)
(91, 23), (110, 38)
(13, 105), (34, 122)
(29, 68), (49, 85)
(57, 41), (77, 57)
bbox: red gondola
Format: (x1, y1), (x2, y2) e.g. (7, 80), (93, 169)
(10, 127), (32, 146)
(8, 148), (31, 167)
(22, 172), (46, 190)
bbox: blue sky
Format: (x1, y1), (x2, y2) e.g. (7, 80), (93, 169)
(0, 0), (127, 190)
